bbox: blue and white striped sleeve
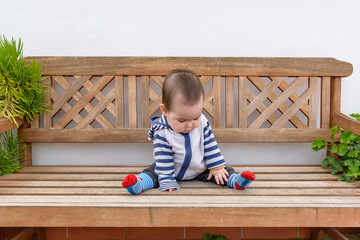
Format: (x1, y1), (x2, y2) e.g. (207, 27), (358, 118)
(153, 132), (180, 191)
(203, 120), (226, 169)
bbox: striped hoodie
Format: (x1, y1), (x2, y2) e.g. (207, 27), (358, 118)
(148, 114), (226, 191)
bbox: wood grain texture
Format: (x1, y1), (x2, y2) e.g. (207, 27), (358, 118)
(333, 112), (360, 135)
(0, 117), (25, 133)
(1, 164), (358, 227)
(17, 128), (337, 143)
(225, 76), (234, 128)
(25, 57), (353, 77)
(321, 77), (331, 128)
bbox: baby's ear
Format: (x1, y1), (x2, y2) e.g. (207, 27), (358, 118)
(160, 104), (167, 116)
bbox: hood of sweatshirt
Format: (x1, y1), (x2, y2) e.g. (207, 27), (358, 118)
(148, 114), (172, 140)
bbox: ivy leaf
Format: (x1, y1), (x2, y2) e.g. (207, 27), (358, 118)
(338, 143), (349, 156)
(344, 159), (360, 167)
(321, 155), (335, 167)
(338, 174), (351, 182)
(340, 131), (358, 145)
(330, 125), (339, 134)
(312, 138), (327, 151)
(348, 150), (359, 158)
(330, 161), (343, 174)
(350, 113), (360, 121)
(355, 144), (360, 152)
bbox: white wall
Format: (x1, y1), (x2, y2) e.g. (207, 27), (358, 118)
(1, 0), (359, 165)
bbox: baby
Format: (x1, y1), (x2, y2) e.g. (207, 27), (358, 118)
(122, 69), (255, 194)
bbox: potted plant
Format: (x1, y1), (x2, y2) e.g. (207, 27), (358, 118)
(312, 114), (360, 182)
(0, 35), (50, 127)
(0, 36), (50, 175)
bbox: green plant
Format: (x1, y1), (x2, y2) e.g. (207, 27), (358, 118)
(202, 232), (227, 240)
(0, 35), (50, 126)
(0, 131), (29, 175)
(312, 114), (360, 182)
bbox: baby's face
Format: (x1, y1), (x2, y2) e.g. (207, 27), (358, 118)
(161, 95), (203, 134)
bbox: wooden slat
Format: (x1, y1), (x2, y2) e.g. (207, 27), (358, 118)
(26, 57), (353, 77)
(76, 90), (116, 129)
(50, 88), (85, 126)
(323, 228), (349, 240)
(18, 128), (337, 143)
(238, 76), (247, 128)
(248, 77), (307, 128)
(278, 80), (310, 117)
(247, 77), (287, 115)
(203, 87), (215, 116)
(3, 206), (360, 227)
(330, 77), (342, 126)
(225, 76), (234, 128)
(51, 76), (91, 116)
(1, 188), (359, 196)
(55, 76), (114, 128)
(0, 117), (25, 133)
(309, 77), (318, 128)
(321, 77), (331, 128)
(150, 76), (164, 88)
(115, 76), (124, 128)
(0, 180), (358, 189)
(16, 166), (331, 174)
(247, 89), (279, 126)
(333, 112), (360, 136)
(0, 195), (359, 207)
(141, 76), (150, 128)
(43, 76), (52, 128)
(128, 76), (137, 128)
(270, 89), (310, 128)
(1, 173), (337, 181)
(0, 180), (355, 189)
(213, 76), (222, 128)
(200, 76), (212, 85)
(10, 227), (36, 240)
(249, 77), (308, 128)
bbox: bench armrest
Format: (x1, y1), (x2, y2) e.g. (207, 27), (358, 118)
(0, 118), (25, 133)
(333, 112), (360, 135)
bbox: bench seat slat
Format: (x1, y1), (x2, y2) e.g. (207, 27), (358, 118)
(0, 180), (357, 188)
(1, 173), (338, 181)
(0, 195), (359, 207)
(1, 187), (359, 196)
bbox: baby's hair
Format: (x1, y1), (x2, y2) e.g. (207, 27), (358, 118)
(162, 69), (204, 111)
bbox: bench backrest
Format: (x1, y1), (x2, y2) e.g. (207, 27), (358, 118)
(19, 57), (352, 151)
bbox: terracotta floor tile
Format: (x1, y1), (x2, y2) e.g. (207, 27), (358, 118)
(186, 227), (241, 240)
(243, 227), (298, 239)
(45, 227), (67, 240)
(68, 227), (125, 240)
(126, 227), (184, 240)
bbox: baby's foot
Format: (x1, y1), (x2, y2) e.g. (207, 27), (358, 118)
(122, 174), (144, 194)
(122, 173), (155, 194)
(227, 171), (255, 190)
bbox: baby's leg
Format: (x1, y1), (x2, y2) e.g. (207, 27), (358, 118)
(195, 167), (255, 190)
(122, 163), (159, 194)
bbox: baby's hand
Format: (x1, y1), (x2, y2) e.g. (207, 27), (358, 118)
(168, 188), (175, 192)
(207, 167), (229, 185)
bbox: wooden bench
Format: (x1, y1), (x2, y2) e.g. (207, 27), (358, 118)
(1, 57), (359, 239)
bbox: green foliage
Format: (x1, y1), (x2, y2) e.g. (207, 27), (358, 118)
(202, 233), (227, 240)
(0, 36), (50, 125)
(312, 114), (360, 182)
(0, 131), (29, 175)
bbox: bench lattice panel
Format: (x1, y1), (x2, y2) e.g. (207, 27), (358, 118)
(38, 74), (321, 130)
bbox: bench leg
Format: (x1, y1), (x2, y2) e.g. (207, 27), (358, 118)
(311, 228), (325, 240)
(10, 227), (46, 240)
(322, 228), (349, 240)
